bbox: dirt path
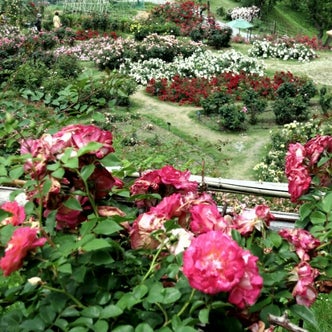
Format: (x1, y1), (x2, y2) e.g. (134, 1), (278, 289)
(132, 87), (267, 179)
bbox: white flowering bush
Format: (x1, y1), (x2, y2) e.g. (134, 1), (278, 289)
(119, 49), (266, 85)
(229, 6), (260, 22)
(248, 39), (317, 62)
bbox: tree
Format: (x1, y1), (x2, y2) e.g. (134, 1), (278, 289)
(306, 0), (332, 45)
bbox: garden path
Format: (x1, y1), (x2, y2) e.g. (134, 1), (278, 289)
(131, 87), (267, 179)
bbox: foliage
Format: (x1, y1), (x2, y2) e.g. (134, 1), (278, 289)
(201, 91), (233, 116)
(241, 89), (267, 125)
(272, 84), (311, 125)
(319, 86), (332, 115)
(0, 122), (331, 331)
(217, 103), (247, 131)
(254, 117), (332, 182)
(205, 25), (233, 49)
(131, 21), (180, 41)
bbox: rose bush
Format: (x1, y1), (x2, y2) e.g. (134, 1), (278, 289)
(0, 125), (331, 331)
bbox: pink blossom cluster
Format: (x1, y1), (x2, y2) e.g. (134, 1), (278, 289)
(285, 135), (332, 202)
(279, 228), (321, 306)
(129, 166), (269, 309)
(20, 124), (123, 229)
(130, 165), (198, 208)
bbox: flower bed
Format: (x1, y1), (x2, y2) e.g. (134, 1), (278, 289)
(0, 124), (331, 331)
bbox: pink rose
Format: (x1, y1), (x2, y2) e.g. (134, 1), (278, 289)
(152, 193), (183, 219)
(279, 228), (320, 261)
(130, 169), (162, 208)
(1, 201), (25, 226)
(304, 135), (332, 165)
(285, 143), (306, 176)
(159, 165), (198, 194)
(0, 227), (47, 276)
(52, 124), (114, 158)
(228, 250), (263, 308)
(189, 203), (229, 234)
(291, 262), (319, 307)
(183, 231), (245, 294)
(287, 166), (311, 202)
(233, 205), (274, 236)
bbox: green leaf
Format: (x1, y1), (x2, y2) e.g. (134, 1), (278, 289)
(111, 325), (134, 332)
(63, 197), (83, 211)
(269, 231), (282, 248)
(77, 142), (103, 157)
(80, 220), (97, 237)
(82, 238), (111, 252)
(299, 202), (314, 219)
(82, 306), (102, 318)
(321, 192), (332, 213)
(69, 327), (89, 332)
(132, 284), (149, 300)
(147, 283), (181, 304)
(101, 154), (121, 167)
(198, 308), (210, 324)
(55, 318), (69, 330)
(94, 219), (123, 235)
(61, 307), (80, 318)
(80, 164), (95, 182)
(0, 224), (15, 245)
(100, 304), (123, 319)
(9, 165), (24, 180)
(45, 210), (57, 235)
(135, 323), (154, 332)
(290, 304), (319, 329)
(94, 320), (109, 332)
(0, 209), (12, 222)
(58, 263), (72, 274)
(310, 211), (326, 224)
(70, 317), (93, 329)
(52, 167), (65, 179)
(20, 317), (45, 331)
(260, 304), (281, 324)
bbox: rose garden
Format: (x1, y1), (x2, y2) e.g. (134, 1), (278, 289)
(0, 1), (331, 331)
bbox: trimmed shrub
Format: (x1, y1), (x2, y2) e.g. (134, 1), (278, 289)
(218, 104), (246, 131)
(201, 91), (232, 116)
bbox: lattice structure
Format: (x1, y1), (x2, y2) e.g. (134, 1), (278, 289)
(62, 0), (110, 13)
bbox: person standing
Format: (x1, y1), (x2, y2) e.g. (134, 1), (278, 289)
(35, 13), (42, 32)
(53, 11), (61, 29)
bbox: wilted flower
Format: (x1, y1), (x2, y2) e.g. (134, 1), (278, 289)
(279, 228), (320, 261)
(233, 205), (274, 236)
(290, 261), (319, 307)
